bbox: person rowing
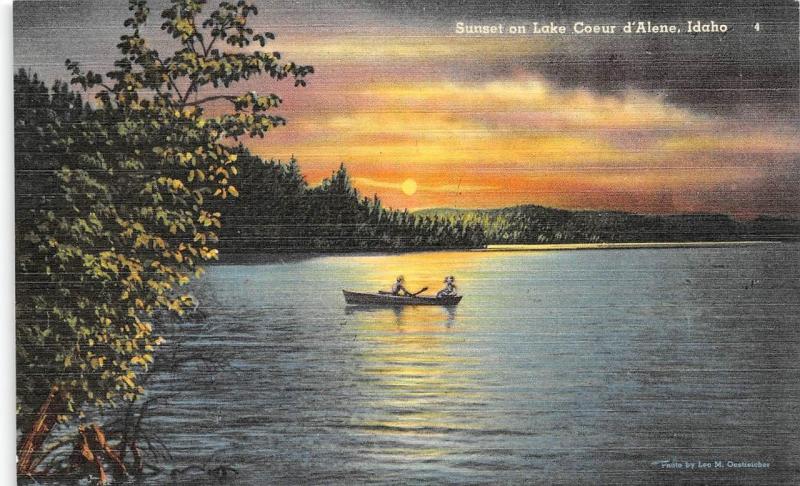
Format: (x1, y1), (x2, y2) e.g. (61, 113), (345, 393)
(391, 275), (411, 296)
(386, 276), (428, 297)
(436, 275), (458, 298)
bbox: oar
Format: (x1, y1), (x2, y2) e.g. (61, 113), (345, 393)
(411, 287), (428, 296)
(378, 287), (428, 296)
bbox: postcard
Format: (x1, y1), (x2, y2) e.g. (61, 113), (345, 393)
(14, 0), (800, 484)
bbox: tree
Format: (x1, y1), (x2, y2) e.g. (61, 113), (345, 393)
(15, 69), (92, 467)
(16, 0), (312, 478)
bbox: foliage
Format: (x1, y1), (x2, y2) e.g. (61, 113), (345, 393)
(216, 154), (800, 252)
(415, 205), (800, 244)
(16, 0), (311, 429)
(15, 71), (92, 420)
(212, 157), (487, 252)
(211, 154), (799, 253)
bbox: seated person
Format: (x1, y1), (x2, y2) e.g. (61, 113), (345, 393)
(391, 275), (411, 296)
(437, 275), (458, 298)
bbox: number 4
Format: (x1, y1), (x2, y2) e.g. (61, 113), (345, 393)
(754, 22), (760, 31)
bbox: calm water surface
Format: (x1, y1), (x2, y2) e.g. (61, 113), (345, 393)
(148, 244), (800, 484)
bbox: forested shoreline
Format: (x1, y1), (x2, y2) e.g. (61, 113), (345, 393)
(416, 207), (800, 246)
(210, 155), (487, 253)
(211, 153), (800, 256)
(209, 153), (800, 255)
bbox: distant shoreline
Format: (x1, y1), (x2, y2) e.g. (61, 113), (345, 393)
(214, 240), (788, 264)
(479, 241), (780, 252)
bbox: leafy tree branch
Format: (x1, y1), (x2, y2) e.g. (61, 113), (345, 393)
(16, 0), (312, 479)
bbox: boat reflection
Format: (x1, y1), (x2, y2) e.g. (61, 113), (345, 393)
(344, 304), (457, 327)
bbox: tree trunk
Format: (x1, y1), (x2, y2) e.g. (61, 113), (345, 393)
(131, 441), (144, 475)
(69, 426), (105, 483)
(68, 424), (127, 484)
(89, 424), (127, 477)
(17, 385), (65, 476)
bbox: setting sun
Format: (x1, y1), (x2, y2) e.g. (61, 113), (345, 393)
(401, 178), (417, 196)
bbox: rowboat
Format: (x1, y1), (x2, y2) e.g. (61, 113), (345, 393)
(342, 290), (462, 306)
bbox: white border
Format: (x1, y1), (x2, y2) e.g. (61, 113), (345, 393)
(3, 0), (17, 482)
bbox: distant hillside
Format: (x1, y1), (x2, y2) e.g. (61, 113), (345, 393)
(415, 205), (800, 244)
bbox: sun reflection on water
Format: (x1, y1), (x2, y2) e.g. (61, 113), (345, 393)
(336, 251), (527, 463)
(346, 303), (481, 460)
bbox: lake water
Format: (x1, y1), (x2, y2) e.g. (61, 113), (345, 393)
(148, 244), (800, 484)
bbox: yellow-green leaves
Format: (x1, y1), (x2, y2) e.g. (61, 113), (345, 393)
(174, 18), (195, 39)
(18, 0), (313, 426)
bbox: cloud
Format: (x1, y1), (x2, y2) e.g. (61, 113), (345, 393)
(11, 0), (799, 217)
(359, 78), (708, 130)
(272, 34), (553, 63)
(656, 132), (800, 155)
(254, 74), (800, 216)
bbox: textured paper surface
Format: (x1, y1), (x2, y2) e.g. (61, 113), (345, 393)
(14, 1), (800, 484)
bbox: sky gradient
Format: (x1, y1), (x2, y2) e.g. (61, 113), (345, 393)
(14, 0), (800, 217)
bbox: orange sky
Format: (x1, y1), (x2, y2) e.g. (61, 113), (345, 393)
(234, 30), (800, 218)
(15, 1), (799, 217)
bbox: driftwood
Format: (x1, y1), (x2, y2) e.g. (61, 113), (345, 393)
(68, 424), (127, 484)
(17, 385), (66, 476)
(19, 319), (223, 482)
(131, 440), (144, 475)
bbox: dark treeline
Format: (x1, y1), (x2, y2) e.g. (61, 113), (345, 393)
(210, 154), (487, 252)
(15, 71), (91, 239)
(416, 206), (800, 244)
